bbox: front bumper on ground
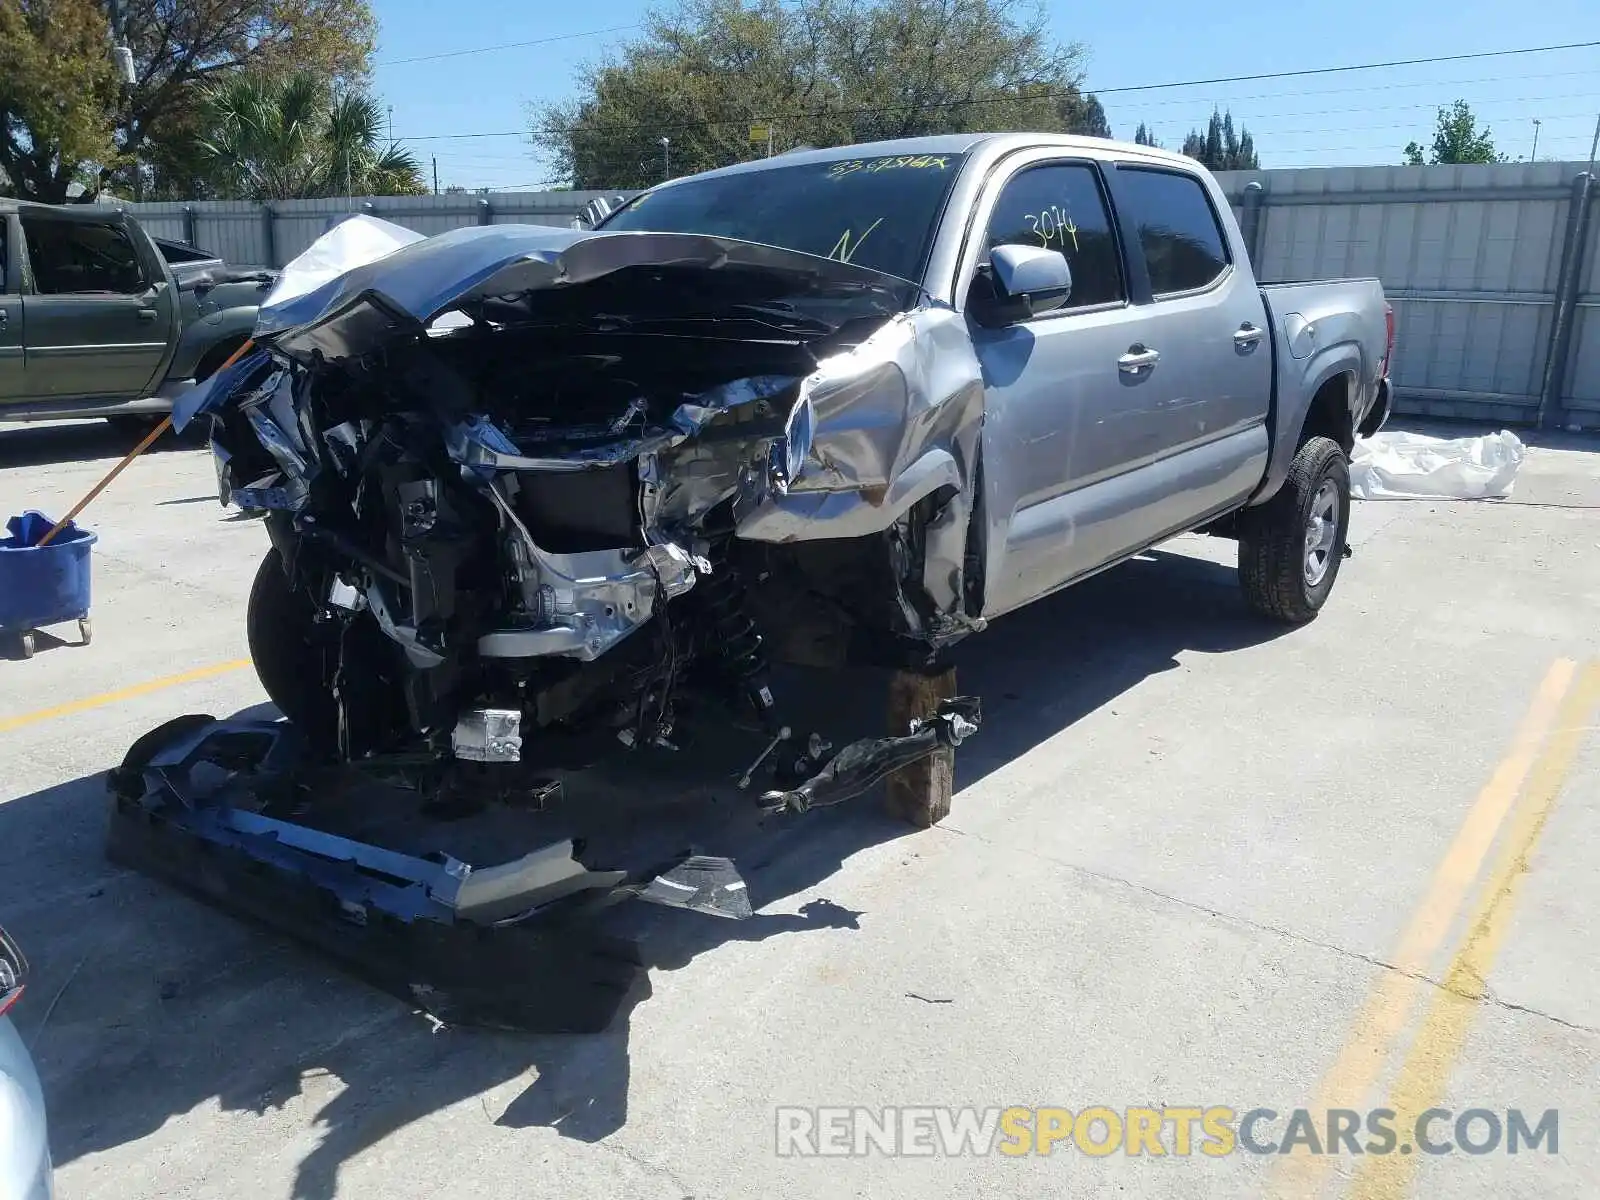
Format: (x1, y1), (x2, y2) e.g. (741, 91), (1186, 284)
(105, 699), (981, 1032)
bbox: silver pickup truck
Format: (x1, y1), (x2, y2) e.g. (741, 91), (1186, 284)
(185, 131), (1392, 795)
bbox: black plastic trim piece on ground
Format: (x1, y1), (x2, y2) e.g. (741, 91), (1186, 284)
(103, 714), (647, 1034)
(106, 791), (643, 1032)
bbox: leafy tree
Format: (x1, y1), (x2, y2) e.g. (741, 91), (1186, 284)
(1060, 89), (1109, 138)
(196, 72), (424, 200)
(534, 0), (1099, 189)
(132, 0), (377, 200)
(0, 0), (124, 200)
(1403, 99), (1502, 165)
(1133, 121), (1160, 148)
(1181, 107), (1258, 170)
(0, 0), (375, 202)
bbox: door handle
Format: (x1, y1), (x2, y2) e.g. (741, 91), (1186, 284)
(137, 308), (157, 321)
(1118, 345), (1161, 373)
(1234, 322), (1265, 348)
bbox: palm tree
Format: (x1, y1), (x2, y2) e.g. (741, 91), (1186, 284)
(197, 73), (426, 200)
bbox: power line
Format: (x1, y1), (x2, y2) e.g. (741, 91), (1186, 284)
(377, 23), (638, 67)
(1117, 112), (1597, 139)
(1114, 69), (1600, 112)
(441, 125), (1600, 189)
(395, 39), (1600, 141)
(1088, 39), (1600, 96)
(1260, 136), (1597, 159)
(397, 70), (1600, 139)
(443, 110), (1600, 158)
(436, 138), (1600, 191)
(408, 92), (1600, 148)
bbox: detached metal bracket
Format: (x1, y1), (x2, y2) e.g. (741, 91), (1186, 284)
(757, 697), (981, 815)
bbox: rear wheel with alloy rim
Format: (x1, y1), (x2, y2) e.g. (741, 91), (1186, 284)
(1238, 435), (1351, 624)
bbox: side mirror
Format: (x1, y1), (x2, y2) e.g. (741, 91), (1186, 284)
(991, 243), (1072, 313)
(969, 244), (1075, 328)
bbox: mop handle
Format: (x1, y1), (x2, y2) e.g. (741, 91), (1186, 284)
(35, 340), (255, 549)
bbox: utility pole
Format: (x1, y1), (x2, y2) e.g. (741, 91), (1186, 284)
(387, 105), (394, 145)
(105, 0), (138, 198)
(334, 80), (351, 203)
(1589, 113), (1599, 171)
(1530, 119), (1541, 162)
(432, 156), (439, 194)
(660, 136), (671, 180)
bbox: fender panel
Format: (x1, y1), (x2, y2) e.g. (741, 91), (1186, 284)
(165, 307), (258, 382)
(1253, 341), (1364, 505)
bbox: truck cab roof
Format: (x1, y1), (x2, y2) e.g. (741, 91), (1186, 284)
(671, 131), (1203, 185)
(0, 198), (129, 221)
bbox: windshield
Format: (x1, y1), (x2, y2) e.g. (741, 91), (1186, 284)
(600, 152), (967, 285)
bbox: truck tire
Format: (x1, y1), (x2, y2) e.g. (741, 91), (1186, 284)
(106, 414), (166, 440)
(246, 547), (412, 755)
(248, 548), (340, 752)
(1237, 435), (1350, 624)
(247, 548), (404, 758)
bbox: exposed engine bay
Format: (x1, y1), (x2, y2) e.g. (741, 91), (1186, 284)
(181, 218), (986, 806)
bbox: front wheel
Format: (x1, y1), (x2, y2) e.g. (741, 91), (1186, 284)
(248, 548), (339, 750)
(247, 548), (406, 757)
(1237, 435), (1351, 624)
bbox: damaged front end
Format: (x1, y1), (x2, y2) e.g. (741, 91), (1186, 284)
(184, 219), (985, 801)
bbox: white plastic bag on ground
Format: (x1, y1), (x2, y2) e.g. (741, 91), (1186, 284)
(1349, 429), (1526, 500)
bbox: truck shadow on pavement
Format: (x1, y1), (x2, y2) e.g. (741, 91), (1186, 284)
(0, 540), (1289, 1199)
(0, 420), (203, 470)
(952, 542), (1288, 788)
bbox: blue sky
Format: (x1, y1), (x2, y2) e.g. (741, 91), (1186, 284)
(370, 1), (1599, 192)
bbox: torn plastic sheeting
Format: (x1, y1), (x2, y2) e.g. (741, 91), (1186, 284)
(1349, 430), (1526, 501)
(259, 214), (426, 318)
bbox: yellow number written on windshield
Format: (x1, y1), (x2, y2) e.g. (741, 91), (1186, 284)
(827, 155), (952, 179)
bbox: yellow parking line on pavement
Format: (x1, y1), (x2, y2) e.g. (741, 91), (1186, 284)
(1348, 658), (1600, 1200)
(1267, 657), (1578, 1199)
(0, 659), (253, 735)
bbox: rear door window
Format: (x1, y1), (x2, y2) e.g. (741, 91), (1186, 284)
(1114, 167), (1230, 296)
(979, 162), (1124, 309)
(20, 217), (146, 295)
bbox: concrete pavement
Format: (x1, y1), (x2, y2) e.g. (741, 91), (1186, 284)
(1, 418), (1597, 1199)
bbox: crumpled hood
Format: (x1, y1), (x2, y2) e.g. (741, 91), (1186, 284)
(253, 219), (919, 364)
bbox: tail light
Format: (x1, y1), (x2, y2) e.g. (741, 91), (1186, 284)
(1380, 302), (1395, 377)
(0, 925), (26, 1017)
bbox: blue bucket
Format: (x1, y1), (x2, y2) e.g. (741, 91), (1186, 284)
(0, 510), (98, 635)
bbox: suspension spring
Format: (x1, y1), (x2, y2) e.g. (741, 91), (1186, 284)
(699, 544), (776, 722)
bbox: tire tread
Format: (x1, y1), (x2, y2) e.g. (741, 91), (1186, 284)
(1238, 435), (1348, 624)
